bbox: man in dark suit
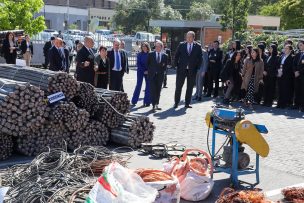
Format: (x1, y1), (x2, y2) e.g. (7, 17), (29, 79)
(206, 40), (223, 98)
(293, 39), (304, 112)
(108, 39), (128, 91)
(62, 41), (70, 73)
(174, 31), (203, 108)
(43, 36), (55, 69)
(119, 40), (129, 92)
(49, 38), (66, 72)
(147, 40), (168, 111)
(75, 36), (95, 85)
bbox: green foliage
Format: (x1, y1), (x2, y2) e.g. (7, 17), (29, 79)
(280, 0), (304, 29)
(162, 5), (183, 20)
(220, 0), (251, 38)
(113, 0), (182, 34)
(69, 24), (78, 30)
(164, 0), (208, 18)
(221, 31), (288, 53)
(259, 3), (281, 16)
(0, 0), (46, 36)
(187, 2), (214, 20)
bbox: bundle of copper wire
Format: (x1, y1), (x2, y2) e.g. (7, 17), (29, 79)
(282, 187), (304, 202)
(136, 169), (173, 182)
(216, 188), (273, 203)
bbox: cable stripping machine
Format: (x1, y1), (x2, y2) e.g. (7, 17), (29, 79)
(205, 105), (269, 187)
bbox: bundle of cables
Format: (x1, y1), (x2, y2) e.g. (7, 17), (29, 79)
(216, 188), (274, 203)
(282, 187), (304, 202)
(135, 169), (173, 182)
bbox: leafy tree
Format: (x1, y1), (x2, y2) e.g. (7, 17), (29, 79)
(248, 0), (280, 15)
(206, 0), (225, 14)
(113, 0), (182, 34)
(0, 0), (46, 36)
(280, 0), (304, 29)
(259, 3), (281, 16)
(164, 0), (208, 18)
(220, 0), (251, 39)
(187, 2), (214, 20)
(162, 5), (183, 20)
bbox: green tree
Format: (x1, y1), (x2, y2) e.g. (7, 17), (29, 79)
(248, 0), (280, 15)
(113, 0), (182, 34)
(280, 0), (304, 29)
(164, 0), (208, 18)
(220, 0), (251, 39)
(187, 2), (214, 20)
(162, 5), (183, 20)
(0, 0), (46, 36)
(206, 0), (225, 14)
(259, 3), (281, 16)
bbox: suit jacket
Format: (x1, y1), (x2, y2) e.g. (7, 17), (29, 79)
(294, 52), (304, 75)
(2, 39), (17, 59)
(49, 46), (66, 71)
(76, 46), (95, 85)
(208, 48), (223, 71)
(63, 47), (70, 72)
(107, 49), (128, 73)
(43, 41), (52, 57)
(147, 51), (168, 79)
(20, 40), (34, 55)
(265, 55), (280, 78)
(174, 42), (202, 75)
(279, 54), (294, 79)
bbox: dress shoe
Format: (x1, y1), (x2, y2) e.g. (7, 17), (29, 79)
(185, 105), (192, 108)
(197, 97), (202, 101)
(144, 104), (150, 107)
(213, 94), (218, 98)
(163, 86), (168, 88)
(173, 104), (178, 109)
(155, 105), (162, 110)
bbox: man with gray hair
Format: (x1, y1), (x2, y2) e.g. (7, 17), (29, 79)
(75, 36), (95, 85)
(174, 31), (202, 108)
(108, 38), (128, 91)
(147, 40), (168, 111)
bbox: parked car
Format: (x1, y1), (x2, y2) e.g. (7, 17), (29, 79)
(95, 29), (112, 36)
(134, 32), (155, 42)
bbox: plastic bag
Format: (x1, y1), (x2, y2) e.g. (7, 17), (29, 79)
(163, 149), (214, 201)
(146, 176), (180, 203)
(179, 171), (214, 201)
(86, 162), (158, 203)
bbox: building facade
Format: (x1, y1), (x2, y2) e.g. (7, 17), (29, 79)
(39, 0), (118, 31)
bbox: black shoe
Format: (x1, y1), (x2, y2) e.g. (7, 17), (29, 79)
(173, 103), (178, 109)
(144, 104), (151, 107)
(163, 86), (168, 88)
(213, 94), (218, 98)
(185, 105), (192, 108)
(155, 105), (162, 110)
(197, 97), (202, 101)
(204, 94), (211, 97)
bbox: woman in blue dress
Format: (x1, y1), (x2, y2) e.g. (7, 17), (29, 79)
(131, 42), (151, 106)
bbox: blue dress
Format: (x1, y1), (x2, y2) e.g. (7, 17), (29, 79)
(131, 52), (151, 105)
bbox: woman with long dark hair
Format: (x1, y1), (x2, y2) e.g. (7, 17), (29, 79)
(277, 44), (294, 108)
(221, 51), (242, 104)
(131, 42), (151, 107)
(2, 32), (17, 64)
(263, 44), (280, 106)
(241, 48), (264, 109)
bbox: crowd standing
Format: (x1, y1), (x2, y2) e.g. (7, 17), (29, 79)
(1, 30), (303, 113)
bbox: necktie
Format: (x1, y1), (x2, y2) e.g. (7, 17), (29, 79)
(157, 53), (160, 63)
(188, 44), (192, 55)
(115, 51), (121, 71)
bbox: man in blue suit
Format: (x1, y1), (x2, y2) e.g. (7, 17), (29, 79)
(49, 38), (66, 72)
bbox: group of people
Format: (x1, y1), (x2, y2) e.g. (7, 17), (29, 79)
(74, 36), (129, 91)
(131, 31), (304, 113)
(218, 38), (304, 112)
(1, 32), (34, 66)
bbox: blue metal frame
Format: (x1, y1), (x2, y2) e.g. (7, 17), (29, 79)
(211, 127), (260, 188)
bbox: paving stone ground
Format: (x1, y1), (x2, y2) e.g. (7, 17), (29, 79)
(123, 68), (304, 202)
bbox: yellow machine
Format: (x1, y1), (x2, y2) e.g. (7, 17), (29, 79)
(205, 106), (269, 187)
